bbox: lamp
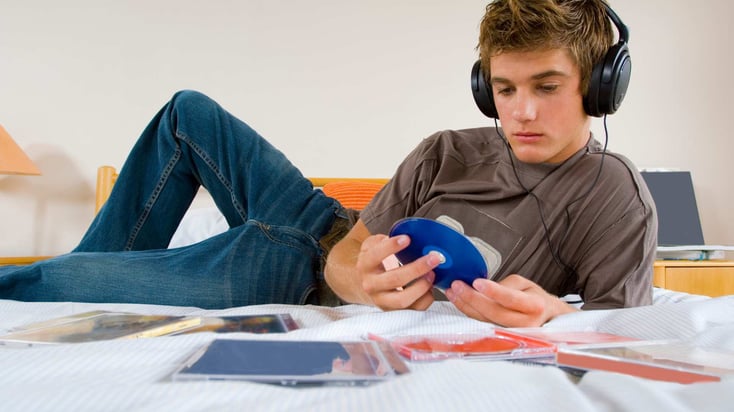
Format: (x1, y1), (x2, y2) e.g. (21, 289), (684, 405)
(0, 124), (41, 175)
(0, 124), (47, 264)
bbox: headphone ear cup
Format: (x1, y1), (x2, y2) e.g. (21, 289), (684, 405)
(471, 60), (498, 118)
(584, 43), (631, 117)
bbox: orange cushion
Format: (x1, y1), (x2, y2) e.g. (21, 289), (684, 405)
(322, 181), (385, 210)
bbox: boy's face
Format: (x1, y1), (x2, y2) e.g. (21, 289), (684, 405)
(489, 48), (591, 164)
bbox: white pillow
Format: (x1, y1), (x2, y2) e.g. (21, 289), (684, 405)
(168, 207), (228, 248)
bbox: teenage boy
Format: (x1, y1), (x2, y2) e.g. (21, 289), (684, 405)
(325, 0), (656, 327)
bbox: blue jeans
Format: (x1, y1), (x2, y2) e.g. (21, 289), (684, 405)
(0, 90), (344, 308)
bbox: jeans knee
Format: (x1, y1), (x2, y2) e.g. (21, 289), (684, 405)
(166, 89), (224, 148)
(165, 89), (261, 160)
(170, 90), (214, 115)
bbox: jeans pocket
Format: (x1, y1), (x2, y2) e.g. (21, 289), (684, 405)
(242, 221), (321, 305)
(253, 220), (320, 252)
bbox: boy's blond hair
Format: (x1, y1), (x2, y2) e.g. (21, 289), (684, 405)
(478, 0), (613, 93)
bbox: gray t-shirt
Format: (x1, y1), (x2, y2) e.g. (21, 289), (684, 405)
(360, 127), (657, 309)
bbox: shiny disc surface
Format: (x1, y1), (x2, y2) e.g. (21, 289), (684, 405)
(389, 217), (488, 289)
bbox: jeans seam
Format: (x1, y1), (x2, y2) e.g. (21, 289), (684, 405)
(124, 149), (181, 250)
(176, 131), (248, 222)
(253, 220), (319, 251)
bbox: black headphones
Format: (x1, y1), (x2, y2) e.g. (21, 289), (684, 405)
(471, 4), (631, 118)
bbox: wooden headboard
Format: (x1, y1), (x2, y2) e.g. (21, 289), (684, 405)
(95, 166), (119, 214)
(95, 165), (388, 213)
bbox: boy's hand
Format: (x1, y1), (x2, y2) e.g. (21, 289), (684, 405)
(445, 274), (577, 327)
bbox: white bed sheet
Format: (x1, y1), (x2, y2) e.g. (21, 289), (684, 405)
(1, 292), (733, 412)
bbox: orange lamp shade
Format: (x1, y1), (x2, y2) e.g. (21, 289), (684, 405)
(0, 124), (41, 175)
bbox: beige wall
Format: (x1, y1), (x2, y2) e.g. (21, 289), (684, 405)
(0, 0), (732, 257)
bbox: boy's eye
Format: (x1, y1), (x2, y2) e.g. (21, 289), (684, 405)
(495, 87), (513, 96)
(539, 84), (559, 93)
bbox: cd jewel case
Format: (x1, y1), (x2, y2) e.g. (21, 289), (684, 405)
(172, 339), (409, 386)
(0, 312), (300, 346)
(369, 329), (556, 362)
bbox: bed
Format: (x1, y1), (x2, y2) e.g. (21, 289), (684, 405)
(1, 168), (732, 411)
(1, 292), (733, 411)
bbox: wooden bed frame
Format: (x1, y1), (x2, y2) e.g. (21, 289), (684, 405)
(0, 168), (387, 266)
(95, 165), (388, 213)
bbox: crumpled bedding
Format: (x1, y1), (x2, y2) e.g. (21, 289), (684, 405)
(0, 289), (732, 412)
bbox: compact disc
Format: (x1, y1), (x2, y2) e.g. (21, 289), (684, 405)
(388, 217), (488, 289)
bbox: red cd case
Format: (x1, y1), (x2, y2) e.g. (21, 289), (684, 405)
(369, 329), (556, 362)
(368, 328), (734, 384)
(555, 340), (734, 384)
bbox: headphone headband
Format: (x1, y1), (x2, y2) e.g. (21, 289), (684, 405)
(605, 5), (629, 44)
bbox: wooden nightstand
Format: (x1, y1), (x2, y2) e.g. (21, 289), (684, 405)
(653, 260), (734, 297)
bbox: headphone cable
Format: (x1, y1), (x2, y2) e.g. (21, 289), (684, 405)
(493, 116), (609, 282)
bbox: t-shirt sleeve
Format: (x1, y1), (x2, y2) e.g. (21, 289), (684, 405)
(359, 135), (440, 235)
(576, 191), (657, 308)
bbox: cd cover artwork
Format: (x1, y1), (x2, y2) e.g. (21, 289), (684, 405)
(370, 329), (556, 362)
(172, 339), (409, 386)
(388, 217), (488, 289)
(0, 311), (202, 346)
(172, 314), (299, 335)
